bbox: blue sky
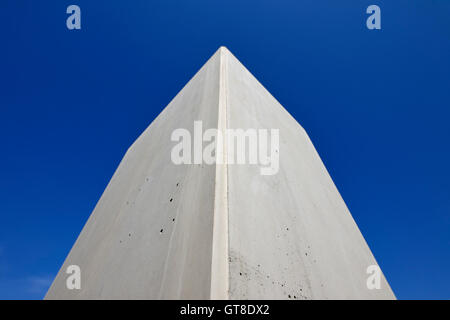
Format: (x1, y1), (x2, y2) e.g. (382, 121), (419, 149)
(1, 1), (449, 299)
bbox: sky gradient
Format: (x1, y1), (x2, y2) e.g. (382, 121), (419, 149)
(1, 1), (449, 299)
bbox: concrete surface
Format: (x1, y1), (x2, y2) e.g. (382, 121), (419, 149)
(46, 47), (395, 300)
(224, 49), (394, 299)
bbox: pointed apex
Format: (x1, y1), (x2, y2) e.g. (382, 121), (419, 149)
(218, 46), (229, 54)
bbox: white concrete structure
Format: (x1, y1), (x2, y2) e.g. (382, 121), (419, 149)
(46, 47), (395, 300)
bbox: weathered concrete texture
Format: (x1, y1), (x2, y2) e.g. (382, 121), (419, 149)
(224, 49), (395, 300)
(46, 47), (395, 300)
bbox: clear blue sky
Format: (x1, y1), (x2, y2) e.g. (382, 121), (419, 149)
(1, 1), (449, 299)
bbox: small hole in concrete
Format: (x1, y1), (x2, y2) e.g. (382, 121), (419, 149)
(169, 198), (173, 202)
(172, 218), (175, 222)
(239, 272), (242, 276)
(128, 233), (131, 237)
(288, 294), (291, 298)
(160, 229), (163, 233)
(176, 183), (179, 187)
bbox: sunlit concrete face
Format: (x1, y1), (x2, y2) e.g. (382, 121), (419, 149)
(46, 47), (395, 300)
(224, 50), (394, 299)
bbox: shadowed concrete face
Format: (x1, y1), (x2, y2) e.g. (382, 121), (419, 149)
(46, 47), (395, 300)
